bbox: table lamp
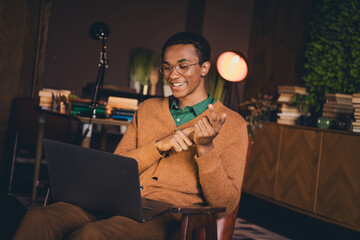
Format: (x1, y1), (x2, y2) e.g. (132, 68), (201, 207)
(216, 51), (248, 82)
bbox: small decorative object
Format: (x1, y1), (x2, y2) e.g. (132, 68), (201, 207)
(317, 116), (330, 129)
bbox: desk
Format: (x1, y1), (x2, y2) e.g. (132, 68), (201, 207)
(32, 108), (130, 202)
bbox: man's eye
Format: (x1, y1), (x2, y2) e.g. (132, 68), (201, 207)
(163, 65), (171, 70)
(178, 64), (188, 69)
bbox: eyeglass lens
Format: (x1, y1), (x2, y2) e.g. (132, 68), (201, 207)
(160, 63), (197, 76)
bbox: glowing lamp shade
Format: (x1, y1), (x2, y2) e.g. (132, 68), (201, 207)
(216, 51), (248, 82)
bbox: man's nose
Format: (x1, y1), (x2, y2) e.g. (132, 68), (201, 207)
(169, 66), (180, 79)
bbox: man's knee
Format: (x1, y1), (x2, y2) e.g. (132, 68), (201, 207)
(68, 223), (107, 240)
(23, 207), (50, 226)
(13, 207), (56, 240)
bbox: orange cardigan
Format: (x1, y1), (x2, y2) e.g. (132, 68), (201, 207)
(114, 97), (248, 216)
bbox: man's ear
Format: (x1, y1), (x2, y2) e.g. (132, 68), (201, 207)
(200, 61), (211, 77)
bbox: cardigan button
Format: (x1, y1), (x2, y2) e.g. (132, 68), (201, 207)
(152, 177), (158, 181)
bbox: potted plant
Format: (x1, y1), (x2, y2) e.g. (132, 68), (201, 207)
(239, 94), (277, 138)
(129, 48), (155, 94)
(293, 94), (313, 126)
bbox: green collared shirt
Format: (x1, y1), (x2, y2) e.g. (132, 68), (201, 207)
(169, 95), (216, 127)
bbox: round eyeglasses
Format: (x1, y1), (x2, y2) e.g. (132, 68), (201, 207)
(159, 62), (199, 76)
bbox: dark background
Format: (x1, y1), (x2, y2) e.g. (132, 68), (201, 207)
(0, 0), (313, 201)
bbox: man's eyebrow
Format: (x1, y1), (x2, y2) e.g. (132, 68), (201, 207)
(162, 58), (190, 64)
(177, 58), (189, 63)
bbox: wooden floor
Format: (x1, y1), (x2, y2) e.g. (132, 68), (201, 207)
(1, 191), (360, 240)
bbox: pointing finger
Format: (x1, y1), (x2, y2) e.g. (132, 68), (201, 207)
(208, 104), (218, 123)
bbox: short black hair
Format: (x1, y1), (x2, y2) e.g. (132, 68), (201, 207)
(161, 32), (211, 65)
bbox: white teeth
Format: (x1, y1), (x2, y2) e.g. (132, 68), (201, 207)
(172, 82), (185, 87)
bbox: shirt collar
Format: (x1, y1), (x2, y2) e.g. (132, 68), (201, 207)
(169, 95), (214, 116)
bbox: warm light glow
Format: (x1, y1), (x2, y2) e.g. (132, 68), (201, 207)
(216, 51), (248, 82)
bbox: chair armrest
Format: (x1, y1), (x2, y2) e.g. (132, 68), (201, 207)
(170, 206), (226, 214)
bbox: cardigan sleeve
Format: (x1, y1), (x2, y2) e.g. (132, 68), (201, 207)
(194, 117), (248, 216)
(114, 110), (163, 174)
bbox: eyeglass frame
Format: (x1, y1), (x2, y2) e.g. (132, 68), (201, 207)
(159, 62), (200, 76)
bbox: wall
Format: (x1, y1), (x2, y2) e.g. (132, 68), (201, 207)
(43, 0), (187, 95)
(244, 0), (314, 100)
(203, 0), (254, 109)
(43, 0), (254, 98)
(0, 0), (51, 192)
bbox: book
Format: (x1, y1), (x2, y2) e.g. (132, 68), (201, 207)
(322, 107), (353, 114)
(112, 115), (133, 121)
(70, 98), (106, 106)
(277, 112), (301, 118)
(278, 85), (307, 95)
(325, 93), (352, 104)
(352, 122), (360, 126)
(352, 98), (360, 104)
(325, 100), (353, 108)
(38, 88), (71, 98)
(112, 109), (135, 117)
(277, 93), (295, 103)
(326, 93), (353, 99)
(107, 96), (138, 110)
(279, 104), (300, 113)
(353, 128), (360, 133)
(38, 88), (72, 109)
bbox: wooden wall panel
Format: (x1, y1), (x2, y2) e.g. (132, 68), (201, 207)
(0, 0), (51, 188)
(275, 127), (321, 212)
(244, 0), (314, 100)
(317, 133), (360, 228)
(243, 123), (280, 198)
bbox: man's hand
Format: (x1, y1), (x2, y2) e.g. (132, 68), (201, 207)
(155, 129), (194, 153)
(193, 104), (226, 156)
(155, 104), (226, 156)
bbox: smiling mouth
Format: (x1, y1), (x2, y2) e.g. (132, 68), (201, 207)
(171, 82), (186, 87)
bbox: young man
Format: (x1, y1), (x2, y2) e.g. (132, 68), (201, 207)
(14, 32), (248, 239)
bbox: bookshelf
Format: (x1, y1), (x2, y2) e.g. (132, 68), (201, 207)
(243, 121), (360, 232)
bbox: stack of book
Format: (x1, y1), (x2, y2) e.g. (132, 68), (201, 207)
(111, 108), (136, 122)
(70, 98), (107, 118)
(38, 88), (71, 109)
(277, 104), (301, 125)
(106, 96), (138, 122)
(276, 86), (306, 125)
(352, 93), (360, 133)
(322, 93), (353, 120)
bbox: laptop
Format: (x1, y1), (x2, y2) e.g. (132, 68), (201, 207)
(43, 138), (172, 222)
